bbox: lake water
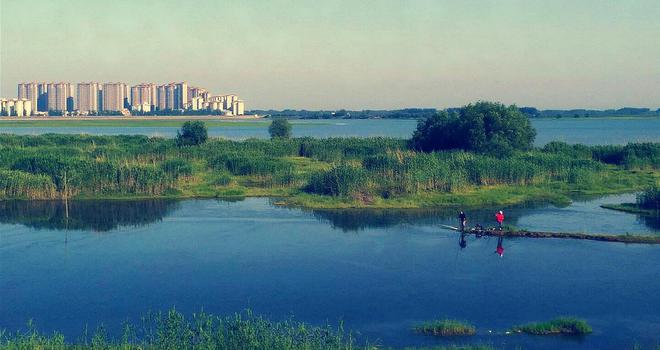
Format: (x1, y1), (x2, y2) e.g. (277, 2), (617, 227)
(1, 117), (659, 145)
(1, 194), (658, 349)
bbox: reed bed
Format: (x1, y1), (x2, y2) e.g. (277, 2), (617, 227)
(0, 309), (362, 350)
(510, 317), (592, 335)
(413, 319), (477, 336)
(0, 134), (657, 204)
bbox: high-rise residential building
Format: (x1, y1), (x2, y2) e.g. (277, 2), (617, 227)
(130, 83), (157, 110)
(174, 82), (188, 110)
(165, 84), (175, 110)
(37, 83), (49, 112)
(102, 83), (127, 112)
(187, 86), (209, 102)
(46, 82), (74, 112)
(23, 99), (33, 116)
(232, 100), (245, 116)
(18, 83), (38, 111)
(77, 82), (100, 113)
(156, 85), (167, 110)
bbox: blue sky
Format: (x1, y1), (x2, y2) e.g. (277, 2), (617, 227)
(1, 0), (658, 109)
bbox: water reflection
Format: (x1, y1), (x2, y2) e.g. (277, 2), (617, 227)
(306, 199), (658, 234)
(307, 207), (529, 232)
(496, 236), (505, 257)
(459, 232), (467, 249)
(639, 213), (660, 230)
(0, 200), (179, 232)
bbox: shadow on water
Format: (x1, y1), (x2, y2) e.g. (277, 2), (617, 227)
(638, 213), (660, 230)
(0, 199), (180, 232)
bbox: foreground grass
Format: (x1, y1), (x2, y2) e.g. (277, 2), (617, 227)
(510, 317), (592, 335)
(413, 320), (476, 336)
(0, 309), (363, 350)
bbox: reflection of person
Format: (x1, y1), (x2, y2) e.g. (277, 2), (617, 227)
(458, 211), (467, 232)
(495, 210), (504, 229)
(496, 236), (505, 257)
(459, 232), (467, 249)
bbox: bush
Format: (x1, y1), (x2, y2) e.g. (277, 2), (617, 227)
(176, 121), (208, 147)
(268, 118), (292, 139)
(411, 101), (536, 155)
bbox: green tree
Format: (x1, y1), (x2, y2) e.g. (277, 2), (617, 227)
(268, 118), (292, 139)
(411, 101), (536, 155)
(176, 121), (208, 147)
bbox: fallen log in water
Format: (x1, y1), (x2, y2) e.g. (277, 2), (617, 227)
(440, 225), (660, 244)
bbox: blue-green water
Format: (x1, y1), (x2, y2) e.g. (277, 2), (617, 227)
(1, 117), (659, 145)
(1, 195), (658, 349)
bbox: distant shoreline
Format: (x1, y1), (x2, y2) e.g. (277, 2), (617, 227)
(0, 115), (262, 121)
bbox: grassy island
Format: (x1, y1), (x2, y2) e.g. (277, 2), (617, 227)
(0, 102), (658, 209)
(0, 134), (657, 209)
(413, 319), (477, 336)
(511, 317), (592, 335)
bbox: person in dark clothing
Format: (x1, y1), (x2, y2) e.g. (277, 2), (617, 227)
(458, 211), (467, 232)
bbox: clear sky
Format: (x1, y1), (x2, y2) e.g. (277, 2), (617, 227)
(1, 0), (659, 110)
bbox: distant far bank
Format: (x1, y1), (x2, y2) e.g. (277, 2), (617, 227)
(247, 107), (660, 119)
(0, 114), (262, 121)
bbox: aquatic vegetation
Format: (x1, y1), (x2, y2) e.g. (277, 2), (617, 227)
(0, 133), (657, 208)
(511, 317), (592, 335)
(0, 309), (362, 350)
(413, 319), (477, 336)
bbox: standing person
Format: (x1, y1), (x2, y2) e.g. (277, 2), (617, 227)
(495, 210), (504, 229)
(458, 211), (467, 232)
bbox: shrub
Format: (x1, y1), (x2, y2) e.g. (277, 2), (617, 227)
(411, 101), (536, 155)
(176, 121), (208, 147)
(268, 118), (292, 139)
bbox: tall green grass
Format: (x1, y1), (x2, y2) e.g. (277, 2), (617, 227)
(510, 317), (592, 335)
(0, 134), (657, 202)
(0, 309), (360, 350)
(413, 319), (476, 336)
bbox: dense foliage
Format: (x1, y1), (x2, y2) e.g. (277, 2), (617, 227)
(0, 134), (657, 205)
(176, 121), (208, 147)
(268, 118), (292, 139)
(411, 102), (536, 155)
(511, 317), (592, 335)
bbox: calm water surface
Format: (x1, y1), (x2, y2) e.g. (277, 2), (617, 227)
(2, 118), (659, 145)
(1, 195), (658, 349)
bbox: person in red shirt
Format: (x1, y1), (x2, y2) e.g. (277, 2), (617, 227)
(495, 210), (504, 229)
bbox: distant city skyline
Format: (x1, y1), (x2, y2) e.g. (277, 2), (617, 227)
(1, 0), (659, 110)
